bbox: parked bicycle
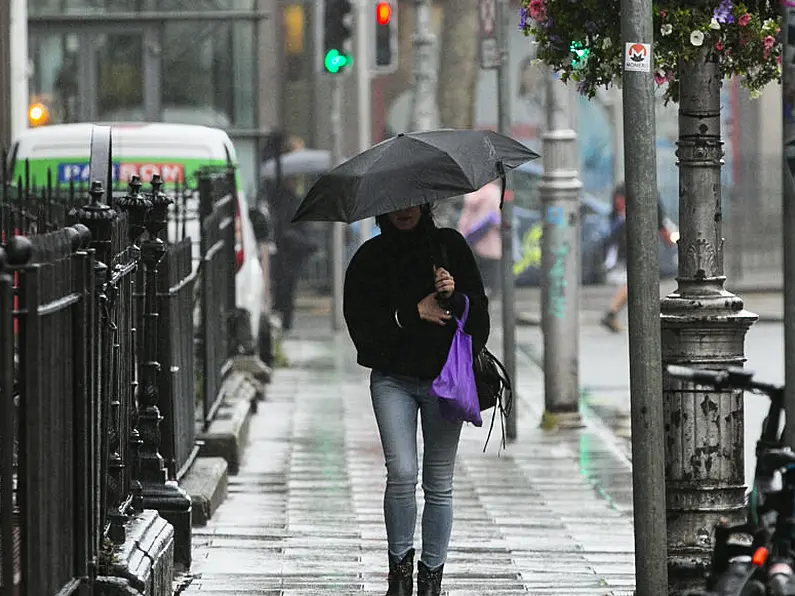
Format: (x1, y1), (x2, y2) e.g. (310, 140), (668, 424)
(666, 365), (795, 595)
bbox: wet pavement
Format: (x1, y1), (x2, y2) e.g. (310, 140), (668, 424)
(178, 316), (637, 595)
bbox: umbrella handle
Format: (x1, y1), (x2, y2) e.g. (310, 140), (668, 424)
(497, 161), (506, 209)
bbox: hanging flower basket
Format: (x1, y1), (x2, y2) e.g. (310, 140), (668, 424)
(518, 0), (782, 103)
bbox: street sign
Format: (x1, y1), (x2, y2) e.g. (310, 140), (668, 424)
(479, 0), (499, 69)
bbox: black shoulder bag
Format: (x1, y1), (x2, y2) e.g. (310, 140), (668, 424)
(437, 240), (513, 453)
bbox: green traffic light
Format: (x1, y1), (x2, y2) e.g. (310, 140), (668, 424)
(569, 41), (589, 70)
(324, 49), (352, 73)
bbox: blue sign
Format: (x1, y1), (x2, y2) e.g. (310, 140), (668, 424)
(57, 162), (121, 184)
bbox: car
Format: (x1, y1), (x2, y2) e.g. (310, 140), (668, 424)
(7, 122), (271, 364)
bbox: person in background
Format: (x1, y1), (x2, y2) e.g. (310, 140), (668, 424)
(601, 182), (677, 333)
(270, 174), (317, 333)
(456, 182), (503, 296)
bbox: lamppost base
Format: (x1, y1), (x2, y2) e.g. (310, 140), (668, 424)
(661, 280), (757, 595)
(142, 480), (193, 570)
(540, 409), (584, 431)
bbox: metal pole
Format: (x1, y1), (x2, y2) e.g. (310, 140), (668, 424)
(356, 0), (374, 245)
(9, 0), (27, 141)
(0, 0), (10, 147)
(782, 2), (795, 448)
(539, 72), (582, 430)
(408, 0), (438, 131)
(495, 0), (516, 441)
(330, 77), (346, 331)
(660, 48), (757, 594)
(620, 2), (667, 593)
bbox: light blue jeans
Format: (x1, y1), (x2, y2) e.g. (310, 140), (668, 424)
(369, 370), (463, 570)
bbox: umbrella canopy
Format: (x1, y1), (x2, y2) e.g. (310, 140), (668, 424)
(260, 148), (334, 179)
(291, 129), (540, 223)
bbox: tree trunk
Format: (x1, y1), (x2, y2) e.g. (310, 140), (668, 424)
(437, 0), (479, 128)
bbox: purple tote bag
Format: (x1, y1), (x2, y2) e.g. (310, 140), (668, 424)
(429, 295), (483, 427)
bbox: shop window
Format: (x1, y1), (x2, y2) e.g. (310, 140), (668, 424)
(161, 20), (256, 129)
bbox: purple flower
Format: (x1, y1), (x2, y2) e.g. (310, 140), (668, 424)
(518, 6), (528, 29)
(542, 17), (554, 30)
(713, 0), (734, 24)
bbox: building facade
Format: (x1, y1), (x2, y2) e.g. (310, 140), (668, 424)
(25, 0), (282, 195)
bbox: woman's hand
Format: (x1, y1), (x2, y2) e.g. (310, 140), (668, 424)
(434, 266), (455, 299)
(418, 293), (452, 326)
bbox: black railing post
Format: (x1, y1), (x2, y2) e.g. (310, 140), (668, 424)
(128, 174), (192, 568)
(70, 181), (128, 544)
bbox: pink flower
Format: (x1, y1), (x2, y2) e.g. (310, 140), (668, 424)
(715, 40), (724, 51)
(654, 71), (670, 86)
(528, 0), (546, 21)
(738, 13), (751, 26)
(659, 10), (666, 18)
(764, 48), (771, 59)
(764, 35), (775, 49)
(778, 54), (783, 64)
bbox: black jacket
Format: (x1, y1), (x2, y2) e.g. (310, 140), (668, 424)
(343, 223), (490, 380)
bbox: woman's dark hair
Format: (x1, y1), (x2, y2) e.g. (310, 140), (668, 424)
(375, 203), (435, 232)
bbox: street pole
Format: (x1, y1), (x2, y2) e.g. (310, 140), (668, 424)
(620, 1), (667, 593)
(660, 48), (757, 594)
(409, 0), (438, 130)
(330, 77), (346, 331)
(539, 72), (582, 430)
(782, 2), (795, 448)
(9, 0), (28, 141)
(0, 0), (10, 147)
(495, 0), (516, 441)
(356, 0), (374, 245)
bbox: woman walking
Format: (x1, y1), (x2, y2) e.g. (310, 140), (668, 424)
(343, 204), (490, 596)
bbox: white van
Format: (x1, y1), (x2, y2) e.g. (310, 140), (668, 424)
(8, 122), (269, 362)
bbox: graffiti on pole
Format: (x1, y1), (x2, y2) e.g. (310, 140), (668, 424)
(545, 205), (569, 320)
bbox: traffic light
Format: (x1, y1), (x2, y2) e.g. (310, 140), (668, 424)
(373, 0), (398, 74)
(322, 0), (354, 74)
(569, 41), (589, 70)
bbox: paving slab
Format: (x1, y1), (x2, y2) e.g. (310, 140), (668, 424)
(177, 320), (637, 595)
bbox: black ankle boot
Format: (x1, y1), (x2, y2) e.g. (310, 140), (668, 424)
(416, 560), (443, 596)
(386, 548), (414, 596)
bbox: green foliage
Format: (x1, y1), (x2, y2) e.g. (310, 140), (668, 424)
(518, 0), (782, 103)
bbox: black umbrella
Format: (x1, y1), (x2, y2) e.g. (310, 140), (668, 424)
(290, 129), (540, 223)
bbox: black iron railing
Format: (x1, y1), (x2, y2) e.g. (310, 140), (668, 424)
(158, 236), (198, 480)
(197, 170), (237, 429)
(0, 127), (245, 593)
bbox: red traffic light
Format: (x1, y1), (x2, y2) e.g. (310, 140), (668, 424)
(376, 1), (392, 25)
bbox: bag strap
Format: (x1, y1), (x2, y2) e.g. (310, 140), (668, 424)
(459, 293), (470, 326)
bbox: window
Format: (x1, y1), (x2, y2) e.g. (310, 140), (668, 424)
(155, 0), (256, 10)
(161, 20), (256, 129)
(30, 0), (151, 15)
(30, 0), (255, 14)
(28, 32), (81, 124)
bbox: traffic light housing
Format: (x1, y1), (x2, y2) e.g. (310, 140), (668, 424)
(373, 0), (398, 74)
(322, 0), (354, 74)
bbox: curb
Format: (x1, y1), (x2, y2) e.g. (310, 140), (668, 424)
(516, 310), (784, 326)
(180, 457), (229, 527)
(196, 371), (258, 475)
